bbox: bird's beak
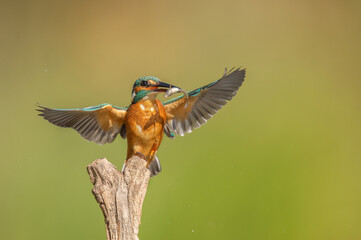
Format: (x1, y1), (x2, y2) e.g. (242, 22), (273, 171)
(150, 81), (180, 92)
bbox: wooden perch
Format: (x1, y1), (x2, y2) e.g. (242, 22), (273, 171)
(87, 156), (151, 240)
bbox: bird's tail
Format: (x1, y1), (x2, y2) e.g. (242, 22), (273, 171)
(149, 155), (162, 177)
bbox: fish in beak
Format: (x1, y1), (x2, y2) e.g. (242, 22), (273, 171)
(150, 81), (189, 108)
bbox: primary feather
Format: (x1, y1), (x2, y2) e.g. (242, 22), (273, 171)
(163, 67), (246, 136)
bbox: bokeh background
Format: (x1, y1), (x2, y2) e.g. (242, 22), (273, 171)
(1, 0), (360, 239)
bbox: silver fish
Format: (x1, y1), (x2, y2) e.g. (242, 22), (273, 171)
(165, 87), (189, 108)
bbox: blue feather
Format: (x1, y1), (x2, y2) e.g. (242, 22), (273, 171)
(52, 103), (128, 112)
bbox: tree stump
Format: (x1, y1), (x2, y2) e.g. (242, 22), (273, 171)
(87, 156), (151, 240)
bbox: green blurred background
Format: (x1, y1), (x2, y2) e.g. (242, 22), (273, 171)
(1, 0), (360, 239)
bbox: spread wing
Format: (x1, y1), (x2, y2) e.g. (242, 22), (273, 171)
(164, 67), (245, 137)
(37, 103), (127, 145)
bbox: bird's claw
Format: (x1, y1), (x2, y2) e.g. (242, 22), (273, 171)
(135, 152), (147, 161)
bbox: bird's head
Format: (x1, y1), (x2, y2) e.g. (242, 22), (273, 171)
(131, 76), (177, 103)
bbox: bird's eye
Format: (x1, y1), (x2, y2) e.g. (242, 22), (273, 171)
(140, 80), (148, 87)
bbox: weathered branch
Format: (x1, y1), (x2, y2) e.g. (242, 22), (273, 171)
(87, 156), (151, 240)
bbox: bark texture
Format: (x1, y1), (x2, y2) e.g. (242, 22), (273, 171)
(87, 156), (151, 240)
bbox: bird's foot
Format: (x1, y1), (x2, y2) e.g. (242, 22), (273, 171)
(135, 152), (148, 161)
(136, 152), (152, 168)
(146, 140), (159, 167)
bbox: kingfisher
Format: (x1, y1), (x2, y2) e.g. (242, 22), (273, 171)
(37, 67), (246, 176)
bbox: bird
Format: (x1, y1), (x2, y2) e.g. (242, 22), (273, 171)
(37, 67), (246, 177)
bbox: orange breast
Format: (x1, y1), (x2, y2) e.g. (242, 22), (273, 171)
(125, 98), (167, 161)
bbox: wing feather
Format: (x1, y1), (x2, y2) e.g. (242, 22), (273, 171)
(164, 67), (245, 136)
(37, 103), (127, 144)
